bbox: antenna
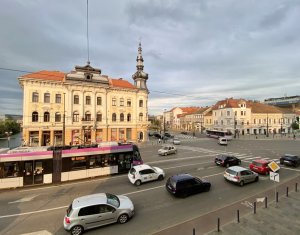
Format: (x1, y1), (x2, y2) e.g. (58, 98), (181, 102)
(86, 0), (90, 65)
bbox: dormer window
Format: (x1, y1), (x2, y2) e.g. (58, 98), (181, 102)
(85, 73), (93, 80)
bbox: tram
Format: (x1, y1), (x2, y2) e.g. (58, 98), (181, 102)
(0, 142), (143, 189)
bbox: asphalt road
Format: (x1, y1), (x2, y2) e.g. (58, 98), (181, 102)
(0, 137), (299, 235)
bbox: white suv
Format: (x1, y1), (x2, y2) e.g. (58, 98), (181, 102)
(128, 164), (165, 186)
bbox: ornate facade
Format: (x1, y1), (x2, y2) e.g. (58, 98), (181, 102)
(19, 43), (149, 147)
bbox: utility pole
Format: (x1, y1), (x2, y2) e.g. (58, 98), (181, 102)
(266, 113), (269, 137)
(234, 115), (237, 138)
(62, 93), (66, 147)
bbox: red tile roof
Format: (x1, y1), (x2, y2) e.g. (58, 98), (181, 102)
(109, 79), (136, 89)
(21, 70), (65, 81)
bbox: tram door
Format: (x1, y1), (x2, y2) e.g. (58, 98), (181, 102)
(23, 161), (44, 185)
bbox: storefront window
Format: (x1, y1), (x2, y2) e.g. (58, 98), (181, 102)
(0, 162), (19, 178)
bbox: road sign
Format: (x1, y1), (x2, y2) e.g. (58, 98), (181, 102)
(268, 161), (280, 172)
(270, 171), (280, 182)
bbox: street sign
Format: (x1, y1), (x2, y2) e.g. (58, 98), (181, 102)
(268, 161), (280, 172)
(270, 171), (280, 182)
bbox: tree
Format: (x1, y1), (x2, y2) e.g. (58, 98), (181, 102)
(291, 121), (299, 131)
(0, 119), (21, 138)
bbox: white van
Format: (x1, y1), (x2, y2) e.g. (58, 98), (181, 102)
(218, 137), (228, 145)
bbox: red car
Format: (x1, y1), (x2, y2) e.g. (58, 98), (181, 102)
(249, 159), (271, 175)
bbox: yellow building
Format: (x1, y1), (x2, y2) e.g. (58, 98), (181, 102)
(18, 43), (149, 147)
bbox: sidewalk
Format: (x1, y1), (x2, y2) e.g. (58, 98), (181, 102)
(153, 175), (299, 235)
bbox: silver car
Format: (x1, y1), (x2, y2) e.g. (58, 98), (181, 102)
(224, 166), (259, 186)
(64, 193), (134, 235)
(158, 145), (177, 156)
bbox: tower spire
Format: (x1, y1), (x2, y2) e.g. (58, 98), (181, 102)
(132, 41), (148, 90)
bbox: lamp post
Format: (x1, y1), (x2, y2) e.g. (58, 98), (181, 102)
(62, 93), (66, 148)
(266, 113), (269, 137)
(163, 109), (166, 137)
(5, 131), (13, 149)
(280, 118), (283, 137)
(234, 115), (237, 138)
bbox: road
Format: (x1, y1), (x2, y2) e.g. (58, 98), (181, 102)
(0, 137), (299, 235)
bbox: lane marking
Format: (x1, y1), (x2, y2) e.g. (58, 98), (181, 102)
(21, 231), (52, 235)
(8, 195), (38, 204)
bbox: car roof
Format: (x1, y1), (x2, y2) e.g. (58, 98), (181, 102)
(132, 164), (152, 170)
(170, 173), (194, 182)
(284, 154), (298, 158)
(72, 193), (107, 209)
(252, 159), (270, 164)
(227, 166), (248, 172)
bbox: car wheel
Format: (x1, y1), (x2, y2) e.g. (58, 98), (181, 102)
(135, 180), (141, 186)
(158, 175), (164, 181)
(255, 176), (259, 182)
(70, 225), (84, 235)
(239, 181), (244, 187)
(118, 214), (129, 224)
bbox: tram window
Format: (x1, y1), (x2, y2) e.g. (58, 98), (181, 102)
(1, 162), (19, 178)
(71, 157), (87, 170)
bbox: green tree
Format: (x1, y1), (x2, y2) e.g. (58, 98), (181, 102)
(0, 119), (21, 137)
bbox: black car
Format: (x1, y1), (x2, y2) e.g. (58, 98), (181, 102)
(215, 154), (241, 167)
(153, 133), (162, 139)
(166, 174), (211, 198)
(180, 131), (188, 135)
(280, 154), (300, 167)
(163, 132), (173, 138)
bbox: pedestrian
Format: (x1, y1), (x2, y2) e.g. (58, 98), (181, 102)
(158, 138), (161, 144)
(293, 134), (296, 140)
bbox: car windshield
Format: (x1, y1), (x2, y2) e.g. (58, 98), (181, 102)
(163, 146), (169, 150)
(226, 169), (237, 176)
(106, 193), (120, 208)
(217, 155), (226, 160)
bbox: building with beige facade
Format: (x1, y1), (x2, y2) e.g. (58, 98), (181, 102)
(18, 43), (150, 147)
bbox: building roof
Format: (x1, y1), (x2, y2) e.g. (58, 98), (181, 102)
(109, 79), (136, 89)
(21, 70), (65, 81)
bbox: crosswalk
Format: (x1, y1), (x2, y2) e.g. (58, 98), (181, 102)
(176, 145), (281, 164)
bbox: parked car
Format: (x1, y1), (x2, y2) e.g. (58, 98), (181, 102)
(218, 137), (228, 145)
(164, 132), (173, 138)
(128, 164), (165, 186)
(173, 138), (181, 145)
(158, 145), (177, 156)
(280, 154), (300, 167)
(180, 131), (188, 135)
(224, 166), (259, 186)
(153, 133), (162, 139)
(63, 193), (134, 235)
(249, 159), (271, 175)
(166, 173), (211, 198)
(215, 154), (241, 167)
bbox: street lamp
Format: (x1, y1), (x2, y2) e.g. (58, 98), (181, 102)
(266, 113), (269, 137)
(5, 131), (13, 149)
(280, 118), (283, 136)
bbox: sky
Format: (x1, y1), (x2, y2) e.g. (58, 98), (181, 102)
(0, 0), (300, 116)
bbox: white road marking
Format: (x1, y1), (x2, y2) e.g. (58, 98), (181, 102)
(21, 231), (52, 235)
(8, 195), (38, 204)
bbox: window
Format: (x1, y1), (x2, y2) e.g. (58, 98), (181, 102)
(1, 162), (19, 178)
(44, 93), (50, 103)
(120, 98), (124, 106)
(112, 113), (117, 122)
(73, 112), (79, 122)
(32, 111), (38, 122)
(227, 111), (230, 116)
(253, 119), (256, 124)
(97, 97), (102, 106)
(96, 113), (102, 122)
(86, 96), (91, 105)
(139, 100), (143, 107)
(85, 112), (91, 121)
(71, 156), (87, 170)
(44, 112), (50, 122)
(139, 113), (143, 121)
(74, 95), (79, 104)
(55, 112), (61, 122)
(127, 99), (131, 107)
(127, 113), (131, 122)
(120, 113), (124, 122)
(55, 94), (61, 103)
(32, 92), (39, 102)
(112, 98), (116, 106)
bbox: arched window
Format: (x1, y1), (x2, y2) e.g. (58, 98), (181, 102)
(112, 113), (117, 122)
(96, 112), (102, 122)
(86, 96), (91, 105)
(85, 111), (91, 121)
(73, 111), (79, 122)
(44, 93), (50, 103)
(55, 112), (61, 122)
(32, 111), (38, 122)
(139, 113), (143, 121)
(120, 113), (124, 122)
(74, 95), (79, 104)
(44, 112), (50, 122)
(32, 92), (39, 102)
(127, 113), (131, 122)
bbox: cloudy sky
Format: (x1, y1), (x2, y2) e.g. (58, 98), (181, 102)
(1, 0), (299, 116)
